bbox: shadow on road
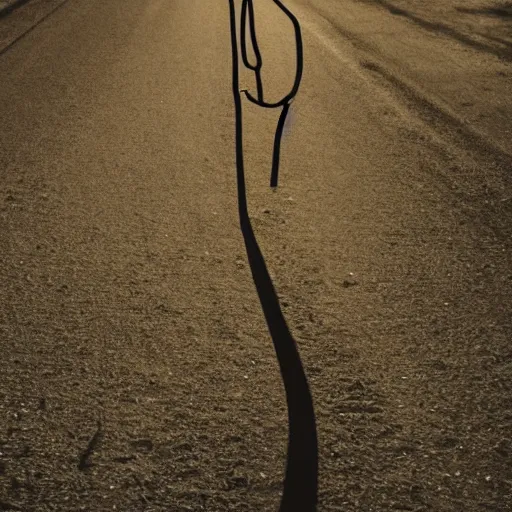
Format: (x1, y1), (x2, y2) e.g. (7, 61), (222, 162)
(0, 0), (31, 19)
(456, 3), (512, 18)
(362, 0), (512, 60)
(0, 0), (72, 57)
(228, 1), (318, 510)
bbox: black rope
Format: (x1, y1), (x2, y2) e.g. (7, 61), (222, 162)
(229, 2), (318, 511)
(240, 0), (304, 187)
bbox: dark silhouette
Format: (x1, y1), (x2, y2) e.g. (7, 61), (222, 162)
(240, 0), (303, 187)
(228, 1), (318, 511)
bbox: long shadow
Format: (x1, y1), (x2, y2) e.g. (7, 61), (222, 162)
(228, 1), (318, 511)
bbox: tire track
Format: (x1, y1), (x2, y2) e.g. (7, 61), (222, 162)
(306, 1), (512, 170)
(0, 0), (73, 57)
(300, 3), (512, 239)
(358, 60), (512, 173)
(360, 0), (512, 61)
(0, 0), (32, 19)
(357, 60), (512, 239)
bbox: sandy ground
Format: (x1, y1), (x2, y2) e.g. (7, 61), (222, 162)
(1, 0), (511, 511)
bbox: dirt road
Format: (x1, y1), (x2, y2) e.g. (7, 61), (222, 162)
(1, 0), (511, 510)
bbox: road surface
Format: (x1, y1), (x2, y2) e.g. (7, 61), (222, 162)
(1, 0), (511, 510)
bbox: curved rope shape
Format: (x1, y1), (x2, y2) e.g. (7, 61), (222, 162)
(240, 0), (304, 187)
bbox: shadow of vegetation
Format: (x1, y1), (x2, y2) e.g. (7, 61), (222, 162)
(228, 1), (318, 510)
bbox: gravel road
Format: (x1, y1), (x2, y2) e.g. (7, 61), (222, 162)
(1, 0), (511, 510)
